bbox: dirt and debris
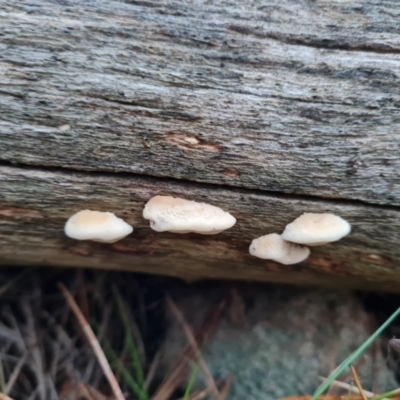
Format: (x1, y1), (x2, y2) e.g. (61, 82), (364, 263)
(0, 267), (400, 400)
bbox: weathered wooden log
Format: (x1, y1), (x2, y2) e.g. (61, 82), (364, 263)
(1, 0), (400, 291)
(1, 0), (400, 205)
(2, 166), (400, 292)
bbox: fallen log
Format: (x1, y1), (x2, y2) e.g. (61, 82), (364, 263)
(1, 166), (400, 292)
(1, 0), (400, 291)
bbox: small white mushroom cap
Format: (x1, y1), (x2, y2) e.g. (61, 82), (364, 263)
(65, 210), (133, 243)
(281, 213), (351, 246)
(249, 233), (310, 265)
(143, 195), (236, 234)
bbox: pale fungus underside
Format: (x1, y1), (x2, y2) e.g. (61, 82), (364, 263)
(282, 213), (352, 246)
(249, 234), (310, 265)
(143, 195), (236, 235)
(249, 214), (351, 264)
(64, 210), (133, 243)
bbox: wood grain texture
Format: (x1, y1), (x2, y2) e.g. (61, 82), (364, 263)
(0, 0), (400, 205)
(1, 165), (400, 292)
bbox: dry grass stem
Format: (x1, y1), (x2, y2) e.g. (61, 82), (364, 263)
(152, 358), (187, 400)
(58, 283), (125, 400)
(145, 351), (161, 390)
(350, 366), (368, 400)
(5, 352), (29, 395)
(165, 296), (219, 399)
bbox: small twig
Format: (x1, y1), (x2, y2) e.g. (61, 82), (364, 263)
(351, 366), (368, 400)
(319, 376), (374, 397)
(166, 296), (220, 399)
(58, 283), (125, 400)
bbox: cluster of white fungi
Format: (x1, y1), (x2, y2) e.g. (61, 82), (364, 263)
(64, 195), (351, 265)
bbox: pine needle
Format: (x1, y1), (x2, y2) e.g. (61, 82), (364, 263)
(350, 366), (368, 400)
(58, 283), (125, 400)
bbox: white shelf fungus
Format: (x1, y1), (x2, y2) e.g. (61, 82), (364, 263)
(249, 233), (310, 265)
(143, 195), (236, 234)
(281, 213), (351, 246)
(65, 210), (133, 243)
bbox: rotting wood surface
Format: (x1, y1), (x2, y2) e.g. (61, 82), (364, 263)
(0, 0), (400, 206)
(2, 166), (400, 292)
(1, 0), (400, 291)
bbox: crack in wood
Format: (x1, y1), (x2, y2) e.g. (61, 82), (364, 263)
(1, 160), (400, 212)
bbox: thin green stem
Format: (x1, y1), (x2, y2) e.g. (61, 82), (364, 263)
(183, 357), (202, 400)
(311, 306), (400, 400)
(112, 286), (148, 399)
(372, 388), (400, 400)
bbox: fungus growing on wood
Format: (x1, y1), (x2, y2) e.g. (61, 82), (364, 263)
(281, 213), (351, 246)
(249, 233), (310, 265)
(143, 195), (236, 234)
(65, 210), (133, 243)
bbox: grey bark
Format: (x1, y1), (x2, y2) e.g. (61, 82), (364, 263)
(0, 0), (399, 205)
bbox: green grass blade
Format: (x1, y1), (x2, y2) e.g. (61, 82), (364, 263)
(112, 286), (147, 398)
(183, 356), (202, 400)
(103, 337), (147, 400)
(372, 388), (400, 400)
(311, 306), (400, 400)
(92, 319), (147, 400)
